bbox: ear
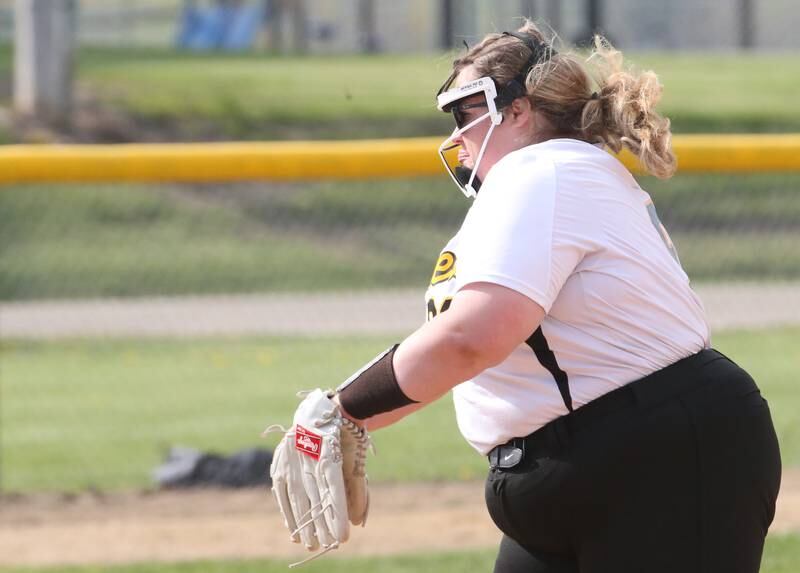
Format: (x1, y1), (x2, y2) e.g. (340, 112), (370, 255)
(507, 97), (533, 128)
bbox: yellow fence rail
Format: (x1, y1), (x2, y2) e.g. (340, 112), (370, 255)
(1, 134), (799, 184)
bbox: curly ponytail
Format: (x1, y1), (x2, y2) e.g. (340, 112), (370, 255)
(580, 37), (677, 179)
(451, 21), (677, 179)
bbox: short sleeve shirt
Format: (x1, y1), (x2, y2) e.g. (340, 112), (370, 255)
(424, 139), (709, 455)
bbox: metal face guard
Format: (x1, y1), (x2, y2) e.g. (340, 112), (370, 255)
(436, 77), (504, 199)
(437, 113), (499, 199)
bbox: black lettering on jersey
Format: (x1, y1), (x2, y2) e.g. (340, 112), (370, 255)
(430, 251), (456, 286)
(426, 297), (453, 321)
(525, 327), (573, 412)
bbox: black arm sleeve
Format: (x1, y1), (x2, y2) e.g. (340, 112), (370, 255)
(336, 344), (419, 420)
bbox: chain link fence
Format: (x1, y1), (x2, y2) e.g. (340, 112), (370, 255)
(2, 173), (799, 301)
(1, 171), (799, 493)
(0, 0), (798, 503)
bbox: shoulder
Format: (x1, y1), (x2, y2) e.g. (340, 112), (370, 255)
(482, 139), (615, 193)
(478, 144), (558, 204)
(462, 145), (560, 231)
(487, 142), (556, 182)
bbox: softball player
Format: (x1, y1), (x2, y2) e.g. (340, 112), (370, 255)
(331, 22), (782, 572)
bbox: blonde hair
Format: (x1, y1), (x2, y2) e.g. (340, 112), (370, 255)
(447, 21), (677, 179)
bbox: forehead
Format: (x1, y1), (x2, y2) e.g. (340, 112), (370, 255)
(455, 65), (480, 88)
(454, 68), (488, 107)
(436, 66), (496, 112)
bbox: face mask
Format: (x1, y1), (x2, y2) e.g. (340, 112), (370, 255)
(437, 113), (498, 198)
(436, 77), (504, 199)
(455, 166), (482, 193)
(434, 34), (556, 198)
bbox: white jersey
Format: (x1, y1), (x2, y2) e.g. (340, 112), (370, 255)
(425, 138), (710, 455)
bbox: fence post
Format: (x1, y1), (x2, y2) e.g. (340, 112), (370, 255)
(520, 0), (535, 20)
(13, 0), (77, 125)
(544, 0), (561, 32)
(440, 0), (453, 50)
(739, 0), (755, 50)
(358, 0), (378, 53)
(291, 0), (307, 54)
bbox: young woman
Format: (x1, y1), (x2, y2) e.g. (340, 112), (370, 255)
(331, 22), (782, 573)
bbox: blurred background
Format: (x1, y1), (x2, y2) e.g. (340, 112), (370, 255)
(0, 1), (799, 572)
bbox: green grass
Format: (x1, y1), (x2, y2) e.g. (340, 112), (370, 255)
(1, 533), (798, 573)
(77, 50), (800, 136)
(78, 51), (454, 139)
(0, 551), (493, 573)
(636, 53), (800, 133)
(1, 328), (797, 493)
(2, 47), (798, 138)
(0, 178), (468, 300)
(77, 50), (800, 137)
(641, 173), (800, 281)
(2, 173), (798, 300)
(0, 336), (482, 491)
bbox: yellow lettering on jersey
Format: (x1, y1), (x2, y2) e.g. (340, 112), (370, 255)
(430, 251), (457, 286)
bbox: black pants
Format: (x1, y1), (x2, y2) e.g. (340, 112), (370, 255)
(485, 350), (782, 573)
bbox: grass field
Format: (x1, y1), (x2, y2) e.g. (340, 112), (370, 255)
(2, 173), (798, 300)
(1, 49), (798, 300)
(1, 48), (799, 139)
(1, 533), (799, 573)
(1, 327), (797, 493)
(74, 50), (800, 137)
(1, 43), (798, 573)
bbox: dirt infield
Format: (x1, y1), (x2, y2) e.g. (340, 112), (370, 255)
(1, 472), (799, 567)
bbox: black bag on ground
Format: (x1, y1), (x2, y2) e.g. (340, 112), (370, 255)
(153, 446), (273, 488)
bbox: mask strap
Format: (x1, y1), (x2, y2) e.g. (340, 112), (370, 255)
(465, 120), (497, 195)
(438, 131), (473, 198)
(436, 109), (499, 199)
(456, 109), (493, 134)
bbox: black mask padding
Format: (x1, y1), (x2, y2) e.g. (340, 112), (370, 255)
(495, 31), (556, 109)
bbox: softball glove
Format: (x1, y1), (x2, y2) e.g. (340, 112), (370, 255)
(267, 389), (371, 566)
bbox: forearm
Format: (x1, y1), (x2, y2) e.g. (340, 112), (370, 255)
(336, 284), (545, 429)
(392, 312), (498, 404)
(358, 401), (425, 431)
(335, 317), (484, 429)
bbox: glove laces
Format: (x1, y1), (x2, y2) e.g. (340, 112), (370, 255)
(287, 492), (342, 567)
(288, 541), (340, 568)
(341, 416), (372, 477)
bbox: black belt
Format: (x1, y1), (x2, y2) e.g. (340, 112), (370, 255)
(487, 348), (727, 469)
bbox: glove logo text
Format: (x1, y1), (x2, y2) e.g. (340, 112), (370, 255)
(295, 424), (322, 460)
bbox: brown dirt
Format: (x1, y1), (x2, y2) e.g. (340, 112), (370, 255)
(0, 481), (499, 567)
(1, 472), (799, 568)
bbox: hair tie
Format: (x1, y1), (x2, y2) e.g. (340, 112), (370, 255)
(590, 92), (600, 100)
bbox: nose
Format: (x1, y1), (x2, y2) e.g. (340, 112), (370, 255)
(451, 129), (464, 145)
